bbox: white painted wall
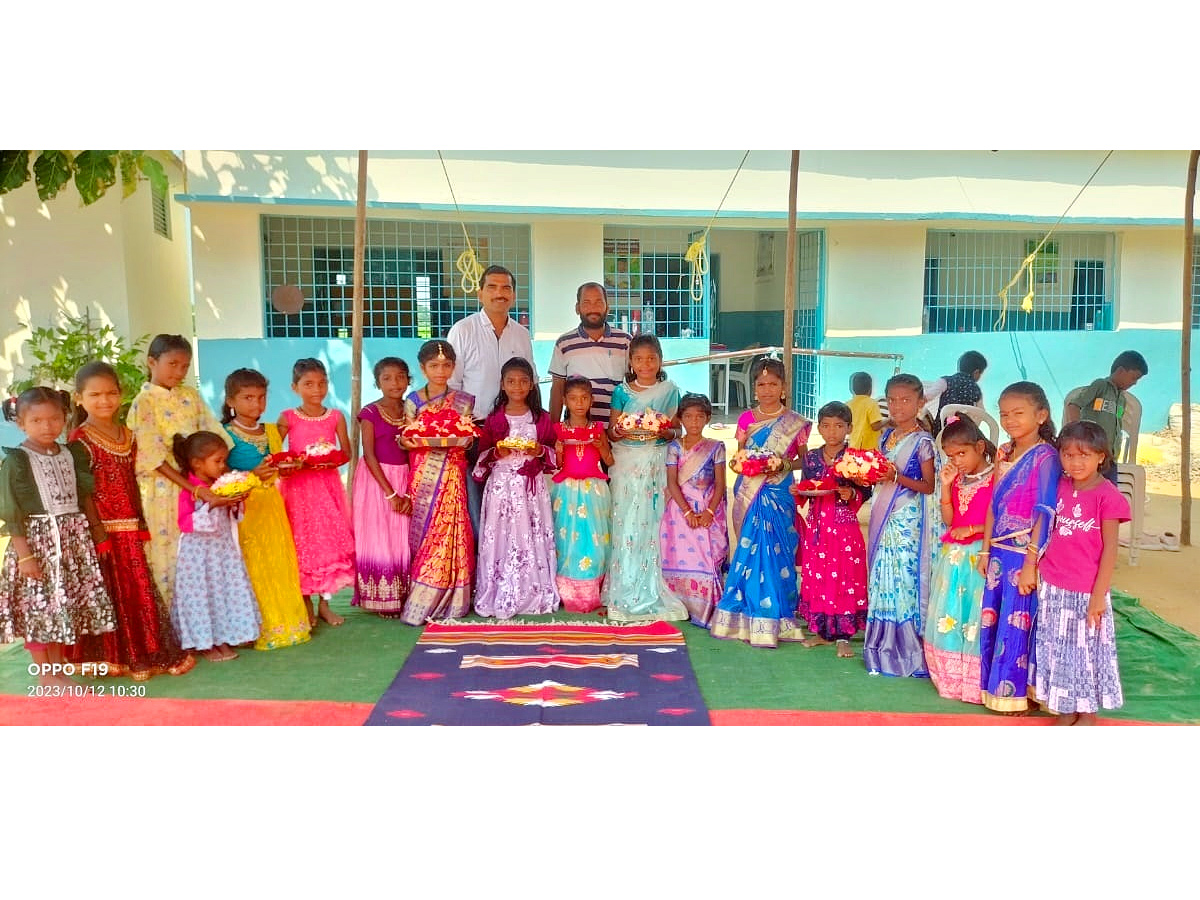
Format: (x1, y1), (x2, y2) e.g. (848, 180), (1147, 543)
(824, 223), (927, 335)
(190, 205), (265, 339)
(530, 219), (604, 340)
(1115, 228), (1186, 328)
(1, 165), (190, 393)
(181, 150), (1197, 222)
(2, 183), (130, 394)
(121, 169), (193, 343)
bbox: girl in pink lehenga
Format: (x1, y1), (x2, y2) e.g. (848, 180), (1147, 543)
(659, 393), (728, 627)
(277, 358), (355, 627)
(352, 357), (413, 617)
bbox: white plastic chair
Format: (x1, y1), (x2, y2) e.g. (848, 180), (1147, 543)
(936, 403), (999, 454)
(726, 357), (753, 409)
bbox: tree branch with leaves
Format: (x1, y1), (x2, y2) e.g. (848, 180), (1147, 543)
(0, 150), (168, 205)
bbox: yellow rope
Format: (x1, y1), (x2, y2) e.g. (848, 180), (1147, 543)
(437, 151), (484, 295)
(994, 150), (1114, 330)
(684, 151), (751, 302)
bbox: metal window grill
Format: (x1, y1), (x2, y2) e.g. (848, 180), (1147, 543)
(791, 230), (823, 419)
(601, 226), (710, 339)
(1192, 235), (1200, 329)
(151, 181), (170, 239)
(923, 230), (1115, 333)
(262, 215), (532, 339)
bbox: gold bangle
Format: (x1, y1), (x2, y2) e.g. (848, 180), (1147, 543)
(17, 554), (36, 564)
(191, 484), (202, 499)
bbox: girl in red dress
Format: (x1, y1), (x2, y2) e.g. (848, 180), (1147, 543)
(66, 362), (195, 680)
(795, 401), (870, 657)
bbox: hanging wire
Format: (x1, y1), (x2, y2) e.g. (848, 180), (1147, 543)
(684, 151), (752, 301)
(437, 151), (484, 295)
(994, 150), (1114, 330)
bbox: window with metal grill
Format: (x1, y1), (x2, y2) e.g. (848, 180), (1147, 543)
(601, 226), (710, 339)
(922, 230), (1115, 333)
(262, 215), (532, 339)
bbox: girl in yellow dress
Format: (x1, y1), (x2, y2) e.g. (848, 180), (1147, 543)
(127, 334), (232, 608)
(221, 368), (312, 650)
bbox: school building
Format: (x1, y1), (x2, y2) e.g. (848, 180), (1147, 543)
(3, 150), (1198, 445)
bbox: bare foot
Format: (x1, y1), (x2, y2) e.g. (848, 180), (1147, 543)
(1054, 712), (1080, 726)
(801, 636), (829, 649)
(318, 599), (344, 626)
(1075, 713), (1097, 726)
(836, 639), (854, 658)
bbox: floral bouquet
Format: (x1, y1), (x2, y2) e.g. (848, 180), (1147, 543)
(210, 470), (262, 500)
(303, 439), (349, 469)
(400, 407), (480, 448)
(497, 435), (539, 454)
(616, 408), (671, 440)
(833, 448), (890, 486)
(732, 446), (779, 477)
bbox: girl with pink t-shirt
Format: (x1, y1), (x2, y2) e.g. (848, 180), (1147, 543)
(1032, 421), (1129, 725)
(924, 415), (995, 703)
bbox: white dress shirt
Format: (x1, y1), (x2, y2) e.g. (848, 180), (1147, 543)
(445, 310), (536, 418)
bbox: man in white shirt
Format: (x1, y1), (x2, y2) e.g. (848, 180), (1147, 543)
(444, 265), (536, 532)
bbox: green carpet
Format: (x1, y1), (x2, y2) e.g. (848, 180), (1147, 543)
(1, 590), (1196, 723)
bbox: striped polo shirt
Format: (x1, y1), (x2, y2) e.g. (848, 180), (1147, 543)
(548, 323), (633, 423)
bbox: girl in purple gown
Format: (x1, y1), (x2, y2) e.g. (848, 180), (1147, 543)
(472, 357), (560, 619)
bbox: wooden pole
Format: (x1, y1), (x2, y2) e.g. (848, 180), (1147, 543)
(347, 150), (368, 504)
(781, 150), (800, 408)
(1182, 150), (1197, 546)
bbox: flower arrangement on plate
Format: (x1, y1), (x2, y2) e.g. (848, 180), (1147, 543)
(303, 439), (349, 469)
(497, 435), (540, 454)
(731, 446), (779, 476)
(616, 409), (671, 440)
(792, 474), (837, 497)
(210, 470), (262, 500)
(264, 449), (304, 474)
(833, 448), (890, 485)
(400, 407), (480, 448)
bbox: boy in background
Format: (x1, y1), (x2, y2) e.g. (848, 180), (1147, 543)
(1065, 350), (1148, 485)
(846, 371), (884, 451)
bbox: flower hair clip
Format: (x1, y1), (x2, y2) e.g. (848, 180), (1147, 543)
(945, 414), (960, 425)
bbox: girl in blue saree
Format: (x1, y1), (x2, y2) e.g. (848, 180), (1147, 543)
(710, 359), (811, 649)
(977, 381), (1061, 713)
(864, 374), (936, 677)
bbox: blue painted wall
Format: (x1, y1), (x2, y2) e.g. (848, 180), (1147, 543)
(192, 337), (713, 427)
(818, 329), (1190, 431)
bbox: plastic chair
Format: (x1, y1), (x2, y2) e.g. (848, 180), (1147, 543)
(727, 357), (753, 409)
(935, 403), (1000, 454)
(1117, 463), (1145, 566)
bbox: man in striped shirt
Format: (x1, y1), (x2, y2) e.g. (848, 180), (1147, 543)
(548, 282), (633, 425)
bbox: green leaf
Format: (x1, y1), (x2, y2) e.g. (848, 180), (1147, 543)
(118, 151), (139, 199)
(33, 151), (75, 201)
(0, 150), (31, 195)
(137, 154), (168, 196)
(73, 151), (118, 205)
